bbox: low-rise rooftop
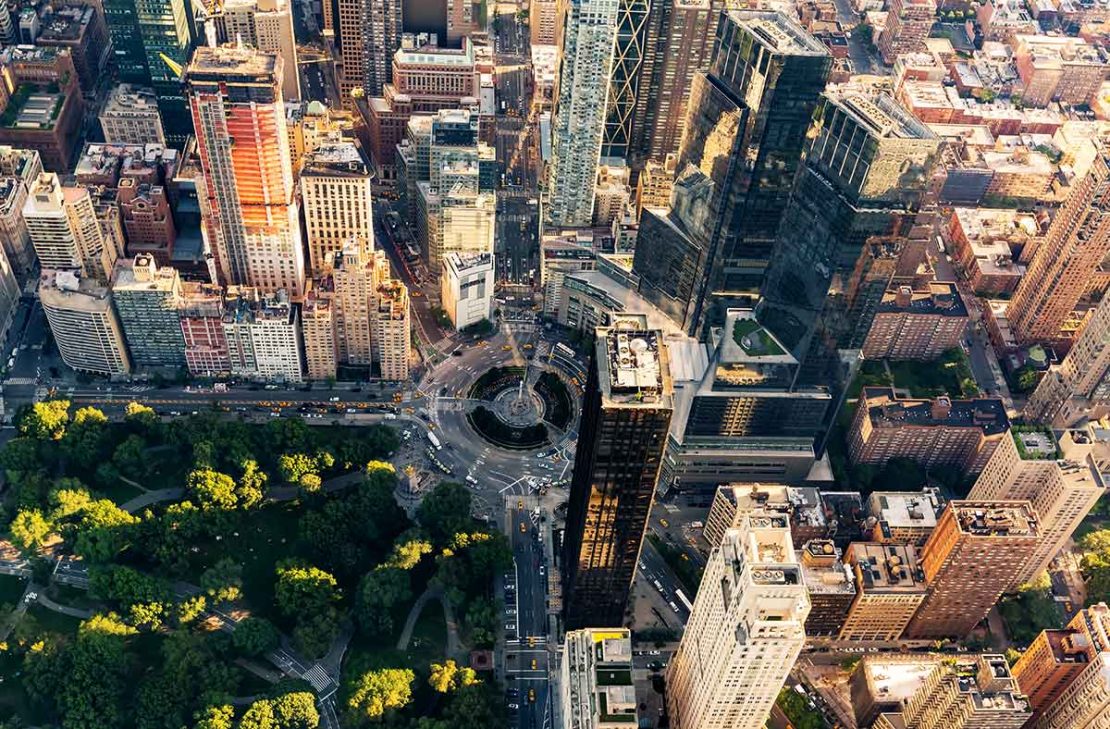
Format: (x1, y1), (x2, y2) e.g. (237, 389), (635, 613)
(847, 543), (928, 592)
(877, 282), (967, 317)
(863, 387), (1010, 436)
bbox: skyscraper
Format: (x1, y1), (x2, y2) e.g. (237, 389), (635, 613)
(337, 0), (402, 99)
(669, 10), (830, 334)
(102, 0), (193, 145)
(40, 270), (132, 376)
(1008, 153), (1110, 346)
(562, 315), (673, 629)
(632, 0), (718, 164)
(300, 140), (375, 275)
(666, 518), (810, 729)
(899, 654), (1031, 729)
(23, 172), (119, 283)
(186, 46), (305, 296)
(1022, 603), (1110, 729)
(1025, 294), (1110, 426)
(110, 254), (186, 367)
(214, 0), (302, 102)
(600, 0), (650, 161)
(547, 0), (620, 227)
(906, 501), (1040, 639)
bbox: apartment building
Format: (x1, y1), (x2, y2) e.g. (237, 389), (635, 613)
(99, 84), (166, 146)
(300, 141), (374, 274)
(559, 629), (638, 728)
(39, 270), (131, 375)
(840, 542), (928, 641)
(862, 282), (969, 360)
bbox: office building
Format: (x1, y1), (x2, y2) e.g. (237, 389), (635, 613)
(666, 11), (829, 332)
(879, 655), (1032, 729)
(23, 172), (119, 283)
(906, 501), (1040, 639)
(840, 542), (928, 641)
(632, 0), (718, 164)
(969, 425), (1107, 588)
(531, 0), (557, 45)
(417, 188), (496, 269)
(1007, 153), (1110, 346)
(330, 241), (378, 366)
(862, 282), (969, 360)
(666, 519), (809, 729)
(878, 0), (936, 64)
(560, 629), (638, 729)
(563, 315), (673, 629)
(110, 255), (186, 367)
(337, 0), (401, 98)
(301, 281), (338, 380)
(0, 47), (84, 172)
(40, 270), (131, 376)
(0, 146), (43, 281)
(373, 277), (410, 380)
(1026, 603), (1110, 729)
(214, 0), (301, 102)
(99, 84), (166, 146)
(800, 539), (856, 637)
(541, 235), (597, 318)
(546, 0), (620, 227)
(300, 140), (375, 274)
(600, 0), (650, 161)
(222, 287), (303, 382)
(179, 282), (231, 377)
(758, 88), (940, 390)
(849, 655), (943, 726)
(849, 388), (1010, 476)
(441, 251), (493, 329)
(1025, 294), (1110, 426)
(703, 483), (829, 550)
(186, 46), (305, 295)
(867, 490), (941, 545)
(101, 0), (193, 145)
(445, 0), (477, 44)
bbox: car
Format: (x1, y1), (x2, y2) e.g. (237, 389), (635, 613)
(452, 350), (463, 356)
(528, 689), (536, 703)
(505, 608), (517, 615)
(539, 566), (545, 576)
(649, 650), (661, 656)
(531, 659), (538, 670)
(505, 623), (516, 631)
(508, 703), (519, 710)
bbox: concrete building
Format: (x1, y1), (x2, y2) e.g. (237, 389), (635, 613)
(34, 3), (110, 96)
(867, 490), (942, 545)
(0, 47), (84, 173)
(110, 255), (185, 367)
(563, 316), (673, 629)
(40, 270), (131, 375)
(330, 242), (378, 366)
(336, 0), (401, 99)
(906, 501), (1040, 639)
(179, 282), (230, 377)
(800, 539), (856, 637)
(944, 207), (1033, 295)
(849, 655), (942, 726)
(531, 0), (558, 45)
(849, 387), (1010, 476)
(441, 251), (493, 330)
(418, 189), (496, 269)
(540, 235), (597, 318)
(222, 287), (303, 382)
(593, 164), (631, 228)
(1008, 153), (1110, 346)
(23, 172), (118, 283)
(969, 425), (1107, 588)
(1013, 34), (1107, 107)
(863, 282), (969, 360)
(186, 46), (304, 296)
(703, 483), (829, 550)
(99, 85), (166, 146)
(373, 276), (410, 380)
(300, 140), (375, 274)
(1026, 294), (1110, 426)
(546, 0), (620, 227)
(0, 146), (42, 281)
(301, 280), (338, 380)
(214, 0), (301, 102)
(840, 542), (928, 641)
(879, 0), (936, 64)
(636, 154), (676, 215)
(1012, 624), (1097, 720)
(559, 628), (638, 729)
(445, 0), (478, 44)
(1027, 603), (1110, 729)
(666, 518), (809, 729)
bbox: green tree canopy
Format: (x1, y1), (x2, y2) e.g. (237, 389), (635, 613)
(9, 508), (54, 553)
(417, 482), (474, 544)
(428, 660), (478, 693)
(18, 400), (70, 440)
(345, 668), (414, 722)
(200, 558), (244, 604)
(274, 560), (340, 618)
(232, 617), (281, 657)
(188, 468), (241, 511)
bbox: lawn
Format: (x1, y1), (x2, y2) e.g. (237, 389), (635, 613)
(0, 575), (27, 606)
(888, 348), (977, 398)
(97, 480), (145, 505)
(776, 687), (829, 729)
(732, 318), (785, 356)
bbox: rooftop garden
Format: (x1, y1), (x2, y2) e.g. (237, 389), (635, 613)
(1012, 425), (1061, 460)
(0, 84), (64, 129)
(732, 317), (785, 357)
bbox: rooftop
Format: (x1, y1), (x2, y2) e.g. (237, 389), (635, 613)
(876, 282), (968, 317)
(868, 491), (941, 530)
(732, 10), (830, 57)
(39, 6), (94, 41)
(847, 543), (927, 592)
(39, 270), (112, 312)
(863, 387), (1010, 436)
(0, 86), (64, 130)
(1012, 427), (1060, 460)
(444, 251), (493, 275)
(301, 141), (371, 177)
(112, 255), (179, 293)
(600, 322), (666, 397)
(861, 656), (940, 701)
(719, 309), (795, 364)
(951, 501), (1039, 538)
(828, 91), (936, 141)
(800, 540), (856, 595)
(102, 84), (162, 116)
(187, 45), (278, 79)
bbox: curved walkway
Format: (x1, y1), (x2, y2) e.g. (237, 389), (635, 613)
(119, 469), (369, 514)
(36, 591), (93, 619)
(395, 586), (463, 660)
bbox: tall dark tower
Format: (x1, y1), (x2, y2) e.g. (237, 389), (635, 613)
(562, 315), (674, 630)
(675, 10), (831, 336)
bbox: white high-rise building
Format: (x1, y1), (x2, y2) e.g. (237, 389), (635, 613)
(215, 0), (301, 102)
(40, 270), (131, 376)
(301, 141), (375, 275)
(547, 0), (620, 227)
(23, 172), (118, 282)
(222, 287), (303, 382)
(666, 515), (810, 729)
(560, 628), (639, 729)
(441, 251), (494, 329)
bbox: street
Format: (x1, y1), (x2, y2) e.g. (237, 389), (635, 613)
(504, 500), (552, 729)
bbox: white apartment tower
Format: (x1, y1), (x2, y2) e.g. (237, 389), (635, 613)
(39, 270), (131, 375)
(969, 426), (1108, 588)
(666, 516), (810, 729)
(331, 241), (378, 365)
(441, 251), (494, 329)
(547, 0), (620, 227)
(300, 141), (375, 274)
(222, 287), (303, 382)
(560, 628), (639, 729)
(23, 172), (118, 282)
(215, 0), (301, 102)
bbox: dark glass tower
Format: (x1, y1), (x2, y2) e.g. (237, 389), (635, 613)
(675, 10), (831, 336)
(601, 0), (651, 161)
(562, 315), (674, 630)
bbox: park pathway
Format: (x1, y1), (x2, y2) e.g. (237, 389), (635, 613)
(119, 469), (369, 514)
(35, 591), (93, 619)
(396, 586), (463, 660)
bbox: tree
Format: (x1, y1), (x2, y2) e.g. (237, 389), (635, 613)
(232, 617), (280, 657)
(385, 538), (433, 570)
(49, 485), (93, 520)
(192, 705), (235, 729)
(417, 482), (474, 544)
(89, 564), (170, 608)
(188, 468), (240, 511)
(9, 508), (54, 553)
(428, 660), (478, 693)
(124, 401), (158, 427)
(271, 692), (319, 728)
(1080, 529), (1110, 604)
(113, 435), (151, 481)
(18, 400), (70, 440)
(238, 699), (277, 729)
(62, 407), (109, 463)
(345, 668), (414, 722)
(1014, 365), (1039, 393)
(274, 560), (340, 618)
(176, 594), (207, 625)
(354, 567), (411, 637)
(299, 473), (322, 494)
(200, 558), (244, 604)
(60, 613), (137, 729)
(0, 437), (44, 479)
(279, 453), (317, 484)
(237, 460), (268, 510)
(22, 638), (70, 717)
(292, 610), (339, 658)
(72, 499), (140, 563)
(440, 681), (506, 729)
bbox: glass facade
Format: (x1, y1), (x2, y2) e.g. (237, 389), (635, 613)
(601, 0), (650, 160)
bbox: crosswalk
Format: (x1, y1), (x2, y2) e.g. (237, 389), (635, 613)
(302, 664), (332, 692)
(4, 377), (34, 385)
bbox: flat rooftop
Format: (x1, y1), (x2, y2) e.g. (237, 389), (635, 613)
(952, 502), (1039, 538)
(719, 309), (795, 365)
(829, 91), (936, 141)
(731, 10), (830, 57)
(800, 540), (856, 595)
(302, 142), (371, 177)
(863, 657), (940, 702)
(877, 282), (968, 317)
(869, 491), (940, 530)
(187, 46), (278, 79)
(863, 387), (1010, 436)
(848, 543), (927, 592)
